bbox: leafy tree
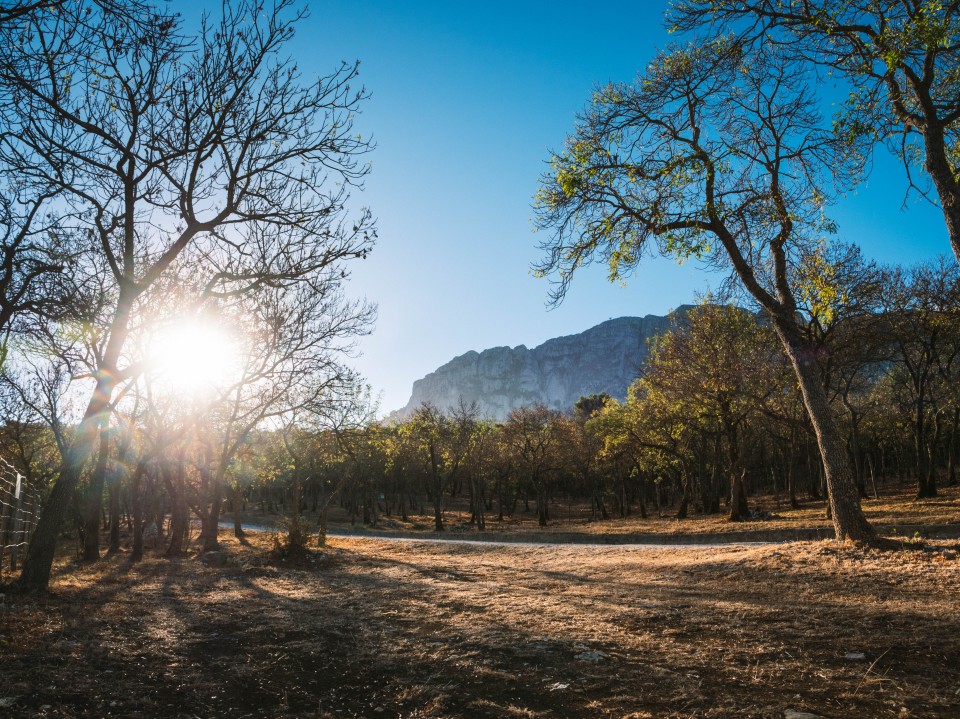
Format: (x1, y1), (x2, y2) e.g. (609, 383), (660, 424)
(566, 400), (610, 518)
(882, 258), (960, 498)
(573, 393), (611, 422)
(534, 40), (875, 539)
(404, 402), (476, 531)
(462, 419), (497, 530)
(502, 404), (564, 527)
(641, 304), (785, 520)
(671, 1), (960, 264)
(796, 244), (890, 497)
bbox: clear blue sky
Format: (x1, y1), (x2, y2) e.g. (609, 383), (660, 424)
(194, 1), (952, 413)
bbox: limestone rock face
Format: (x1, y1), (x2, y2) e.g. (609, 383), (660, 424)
(396, 309), (690, 420)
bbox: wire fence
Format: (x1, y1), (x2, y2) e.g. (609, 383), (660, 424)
(0, 457), (40, 580)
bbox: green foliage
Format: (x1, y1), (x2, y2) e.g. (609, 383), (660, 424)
(670, 0), (960, 244)
(533, 37), (843, 309)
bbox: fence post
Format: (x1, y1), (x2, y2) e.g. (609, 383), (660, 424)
(0, 467), (41, 578)
(9, 478), (24, 572)
(0, 474), (11, 581)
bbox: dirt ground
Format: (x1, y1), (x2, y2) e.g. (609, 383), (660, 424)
(2, 529), (959, 719)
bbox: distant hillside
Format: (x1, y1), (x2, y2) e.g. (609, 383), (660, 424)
(394, 307), (694, 421)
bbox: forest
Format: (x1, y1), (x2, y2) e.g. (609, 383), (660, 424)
(1, 1), (959, 717)
(7, 251), (960, 575)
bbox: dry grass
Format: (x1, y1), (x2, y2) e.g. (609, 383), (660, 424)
(257, 484), (960, 541)
(2, 528), (959, 718)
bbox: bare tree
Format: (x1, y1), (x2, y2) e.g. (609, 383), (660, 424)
(0, 0), (61, 26)
(193, 277), (373, 552)
(1, 0), (376, 590)
(0, 190), (77, 362)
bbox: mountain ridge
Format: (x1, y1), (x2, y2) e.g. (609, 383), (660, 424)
(394, 306), (694, 421)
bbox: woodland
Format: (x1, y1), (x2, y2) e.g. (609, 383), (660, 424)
(0, 1), (960, 718)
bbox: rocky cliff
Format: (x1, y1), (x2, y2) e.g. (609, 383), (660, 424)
(395, 308), (692, 420)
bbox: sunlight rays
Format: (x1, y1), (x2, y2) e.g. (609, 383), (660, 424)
(145, 317), (242, 399)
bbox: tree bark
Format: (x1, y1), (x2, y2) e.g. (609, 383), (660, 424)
(422, 441), (445, 532)
(163, 454), (189, 557)
(726, 423), (749, 522)
(787, 426), (799, 509)
(948, 407), (960, 487)
(675, 470), (691, 520)
(536, 481), (548, 527)
(773, 318), (875, 541)
(920, 410), (942, 499)
(920, 121), (960, 264)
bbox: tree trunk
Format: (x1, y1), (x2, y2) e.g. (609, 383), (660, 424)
(729, 469), (749, 521)
(536, 483), (548, 528)
(675, 471), (691, 520)
(946, 407), (959, 486)
(432, 477), (443, 531)
(16, 283), (137, 590)
(82, 425), (111, 563)
(130, 459), (148, 563)
(201, 472), (223, 552)
(773, 318), (875, 541)
(920, 410), (942, 499)
(805, 440), (821, 500)
(107, 463), (122, 554)
(16, 383), (112, 589)
(232, 482), (245, 539)
(725, 423), (748, 522)
(787, 426), (799, 509)
(867, 453), (880, 500)
(638, 474), (648, 519)
(496, 472), (506, 522)
(164, 455), (189, 557)
(318, 502), (329, 546)
(848, 414), (866, 498)
(471, 474), (486, 530)
(914, 394), (933, 498)
(921, 120), (960, 264)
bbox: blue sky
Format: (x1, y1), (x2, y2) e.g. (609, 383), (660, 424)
(193, 1), (952, 413)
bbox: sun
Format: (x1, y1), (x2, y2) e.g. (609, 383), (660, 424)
(146, 317), (241, 398)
